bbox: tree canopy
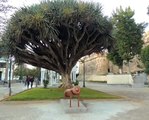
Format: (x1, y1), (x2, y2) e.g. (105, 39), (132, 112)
(108, 7), (146, 73)
(107, 48), (123, 68)
(141, 45), (149, 74)
(0, 0), (15, 34)
(0, 0), (15, 57)
(14, 65), (40, 78)
(3, 0), (113, 88)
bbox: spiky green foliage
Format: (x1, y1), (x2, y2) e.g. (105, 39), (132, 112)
(3, 0), (113, 88)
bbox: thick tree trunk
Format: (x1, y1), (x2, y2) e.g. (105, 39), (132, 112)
(59, 73), (73, 88)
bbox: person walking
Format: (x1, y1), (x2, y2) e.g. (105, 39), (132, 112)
(30, 76), (34, 88)
(26, 76), (30, 89)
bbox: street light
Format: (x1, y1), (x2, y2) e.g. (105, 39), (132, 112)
(82, 59), (86, 87)
(80, 57), (86, 87)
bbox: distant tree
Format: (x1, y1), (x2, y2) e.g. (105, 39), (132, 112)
(111, 6), (146, 73)
(28, 68), (40, 77)
(0, 0), (15, 35)
(14, 65), (40, 78)
(14, 65), (27, 77)
(107, 48), (123, 73)
(141, 45), (149, 74)
(0, 0), (15, 55)
(0, 40), (7, 56)
(0, 0), (15, 82)
(3, 0), (113, 88)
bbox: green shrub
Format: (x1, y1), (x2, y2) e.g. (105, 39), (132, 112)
(43, 80), (49, 88)
(72, 80), (79, 86)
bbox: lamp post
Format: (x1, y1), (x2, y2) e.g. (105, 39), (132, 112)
(82, 58), (86, 87)
(8, 56), (12, 96)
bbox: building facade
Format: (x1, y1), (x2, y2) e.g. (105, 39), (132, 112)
(78, 53), (144, 82)
(0, 57), (14, 82)
(40, 62), (79, 86)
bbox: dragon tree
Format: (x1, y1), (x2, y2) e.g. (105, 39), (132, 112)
(3, 0), (113, 88)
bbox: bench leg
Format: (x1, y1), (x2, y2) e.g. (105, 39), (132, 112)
(70, 96), (72, 107)
(78, 94), (80, 107)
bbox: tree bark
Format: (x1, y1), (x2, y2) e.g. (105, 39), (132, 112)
(59, 73), (73, 88)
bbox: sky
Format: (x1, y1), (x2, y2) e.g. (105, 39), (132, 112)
(7, 0), (149, 31)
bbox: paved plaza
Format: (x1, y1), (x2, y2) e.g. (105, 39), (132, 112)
(0, 82), (149, 120)
(0, 83), (26, 100)
(86, 82), (149, 120)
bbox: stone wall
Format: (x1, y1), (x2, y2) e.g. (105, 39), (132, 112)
(78, 53), (144, 81)
(107, 74), (133, 85)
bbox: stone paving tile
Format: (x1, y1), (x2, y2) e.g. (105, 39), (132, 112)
(0, 82), (149, 120)
(86, 82), (149, 120)
(0, 83), (34, 101)
(0, 100), (139, 120)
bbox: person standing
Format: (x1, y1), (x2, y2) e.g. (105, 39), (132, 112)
(30, 76), (34, 88)
(26, 76), (30, 89)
